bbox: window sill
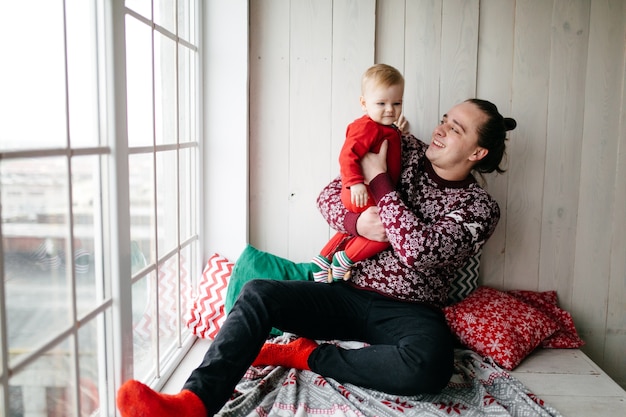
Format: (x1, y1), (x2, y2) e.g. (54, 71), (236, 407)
(161, 337), (213, 394)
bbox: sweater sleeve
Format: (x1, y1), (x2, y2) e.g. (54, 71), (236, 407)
(316, 176), (359, 236)
(376, 187), (499, 271)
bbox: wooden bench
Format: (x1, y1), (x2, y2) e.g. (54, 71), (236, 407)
(511, 349), (626, 416)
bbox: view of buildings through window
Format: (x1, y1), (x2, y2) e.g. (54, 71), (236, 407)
(0, 1), (200, 415)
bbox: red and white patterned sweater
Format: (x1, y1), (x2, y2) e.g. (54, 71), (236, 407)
(316, 134), (500, 308)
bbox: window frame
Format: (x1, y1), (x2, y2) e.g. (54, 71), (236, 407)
(0, 0), (203, 415)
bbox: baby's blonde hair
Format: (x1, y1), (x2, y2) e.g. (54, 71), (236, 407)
(361, 64), (404, 94)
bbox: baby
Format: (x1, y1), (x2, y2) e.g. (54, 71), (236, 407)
(312, 63), (405, 282)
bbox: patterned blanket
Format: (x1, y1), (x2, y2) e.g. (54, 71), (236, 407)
(217, 337), (562, 417)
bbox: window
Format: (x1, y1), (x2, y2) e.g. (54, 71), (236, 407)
(0, 0), (201, 415)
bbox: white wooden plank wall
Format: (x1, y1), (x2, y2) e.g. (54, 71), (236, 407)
(248, 0), (626, 389)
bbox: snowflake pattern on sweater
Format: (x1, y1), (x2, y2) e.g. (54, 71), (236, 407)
(316, 135), (500, 307)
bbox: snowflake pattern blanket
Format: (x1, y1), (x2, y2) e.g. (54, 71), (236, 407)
(216, 338), (562, 417)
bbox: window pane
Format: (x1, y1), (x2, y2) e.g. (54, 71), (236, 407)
(132, 273), (153, 381)
(155, 0), (176, 34)
(156, 150), (178, 254)
(1, 158), (72, 367)
(78, 319), (101, 416)
(179, 147), (198, 238)
(8, 386), (22, 416)
(178, 45), (197, 144)
(9, 340), (77, 417)
(0, 2), (67, 151)
(178, 0), (196, 43)
(181, 243), (198, 328)
(155, 34), (177, 145)
(157, 256), (183, 363)
(66, 0), (100, 148)
(181, 243), (198, 299)
(125, 0), (151, 20)
(72, 156), (106, 318)
(129, 153), (155, 266)
(125, 16), (154, 148)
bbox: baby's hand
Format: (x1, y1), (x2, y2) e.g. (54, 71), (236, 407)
(395, 113), (410, 135)
(350, 183), (368, 208)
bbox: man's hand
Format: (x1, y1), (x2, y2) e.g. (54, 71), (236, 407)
(350, 183), (369, 208)
(361, 140), (388, 184)
(356, 206), (387, 242)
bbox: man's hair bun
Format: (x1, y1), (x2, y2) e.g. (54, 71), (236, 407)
(504, 117), (517, 132)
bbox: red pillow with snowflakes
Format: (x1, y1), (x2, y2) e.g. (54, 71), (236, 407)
(444, 286), (559, 370)
(507, 290), (584, 349)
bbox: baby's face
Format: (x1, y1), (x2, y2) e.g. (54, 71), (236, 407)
(360, 83), (404, 126)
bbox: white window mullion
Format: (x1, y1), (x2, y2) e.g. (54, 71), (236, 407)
(175, 0), (183, 350)
(105, 0), (134, 407)
(94, 2), (114, 413)
(149, 0), (164, 381)
(65, 154), (83, 416)
(0, 222), (10, 417)
(195, 0), (204, 266)
(61, 0), (83, 413)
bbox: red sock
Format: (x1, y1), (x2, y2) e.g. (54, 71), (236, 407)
(117, 379), (206, 417)
(252, 337), (318, 370)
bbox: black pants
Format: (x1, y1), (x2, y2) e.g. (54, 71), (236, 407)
(183, 279), (454, 415)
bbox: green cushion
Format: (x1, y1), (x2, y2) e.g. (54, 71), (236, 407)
(224, 245), (313, 335)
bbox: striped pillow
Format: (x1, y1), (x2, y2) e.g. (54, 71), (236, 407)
(447, 250), (482, 305)
(185, 254), (234, 339)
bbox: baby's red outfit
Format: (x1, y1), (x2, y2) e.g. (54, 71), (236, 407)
(320, 115), (402, 264)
